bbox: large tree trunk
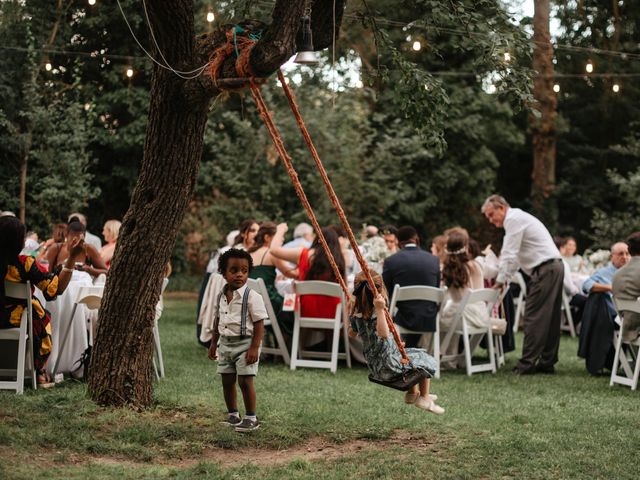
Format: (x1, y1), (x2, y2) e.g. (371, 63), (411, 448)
(88, 0), (346, 408)
(530, 0), (557, 222)
(88, 0), (210, 407)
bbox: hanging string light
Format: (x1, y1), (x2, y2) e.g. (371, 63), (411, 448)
(412, 40), (421, 51)
(612, 83), (620, 93)
(553, 83), (560, 93)
(503, 52), (511, 62)
(88, 0), (96, 5)
(206, 8), (215, 23)
(126, 67), (134, 78)
(585, 60), (594, 73)
(45, 62), (52, 71)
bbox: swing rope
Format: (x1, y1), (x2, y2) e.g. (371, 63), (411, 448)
(210, 27), (410, 365)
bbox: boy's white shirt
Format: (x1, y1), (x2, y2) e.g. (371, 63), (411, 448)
(216, 283), (268, 336)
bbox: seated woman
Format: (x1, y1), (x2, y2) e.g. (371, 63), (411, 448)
(99, 219), (121, 267)
(1, 216), (85, 386)
(439, 231), (488, 364)
(46, 220), (108, 278)
(270, 224), (345, 319)
(248, 222), (296, 335)
(36, 223), (66, 265)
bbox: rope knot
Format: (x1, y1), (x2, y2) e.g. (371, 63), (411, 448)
(208, 24), (262, 90)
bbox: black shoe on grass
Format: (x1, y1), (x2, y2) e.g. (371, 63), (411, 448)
(234, 417), (260, 432)
(220, 414), (242, 427)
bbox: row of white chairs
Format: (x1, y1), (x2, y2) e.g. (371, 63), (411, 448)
(0, 279), (167, 394)
(249, 278), (506, 378)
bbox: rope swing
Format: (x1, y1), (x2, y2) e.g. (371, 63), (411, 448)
(209, 26), (418, 376)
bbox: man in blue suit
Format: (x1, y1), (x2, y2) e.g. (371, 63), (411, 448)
(382, 226), (441, 348)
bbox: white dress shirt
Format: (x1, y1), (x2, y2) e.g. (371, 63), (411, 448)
(216, 284), (267, 337)
(496, 208), (560, 284)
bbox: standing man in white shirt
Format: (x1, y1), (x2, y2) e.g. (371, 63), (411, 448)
(482, 195), (564, 375)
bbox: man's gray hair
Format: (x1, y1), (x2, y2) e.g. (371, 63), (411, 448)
(481, 194), (510, 213)
(293, 222), (313, 239)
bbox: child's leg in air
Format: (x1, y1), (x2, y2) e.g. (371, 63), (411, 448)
(415, 378), (444, 414)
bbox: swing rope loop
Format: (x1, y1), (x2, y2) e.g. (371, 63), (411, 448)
(208, 27), (410, 365)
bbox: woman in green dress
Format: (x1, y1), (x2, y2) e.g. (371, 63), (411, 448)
(248, 222), (296, 335)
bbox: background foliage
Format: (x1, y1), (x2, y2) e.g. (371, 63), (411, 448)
(0, 0), (638, 273)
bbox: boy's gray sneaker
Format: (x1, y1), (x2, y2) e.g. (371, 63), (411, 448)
(220, 414), (242, 427)
(234, 417), (260, 432)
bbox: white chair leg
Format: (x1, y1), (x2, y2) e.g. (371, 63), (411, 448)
(433, 327), (440, 379)
(290, 318), (301, 371)
(610, 331), (623, 387)
(632, 345), (640, 391)
(153, 324), (164, 378)
(16, 327), (26, 395)
(487, 331), (496, 373)
(462, 328), (472, 377)
(330, 319), (341, 374)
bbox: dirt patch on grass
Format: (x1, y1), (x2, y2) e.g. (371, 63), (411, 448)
(12, 431), (444, 471)
(189, 431), (442, 468)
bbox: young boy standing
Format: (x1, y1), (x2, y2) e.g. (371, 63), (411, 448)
(208, 248), (266, 432)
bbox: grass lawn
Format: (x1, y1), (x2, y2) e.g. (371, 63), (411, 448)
(0, 296), (638, 479)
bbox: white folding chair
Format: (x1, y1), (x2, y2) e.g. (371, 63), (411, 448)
(389, 285), (446, 378)
(52, 285), (103, 377)
(560, 291), (577, 337)
(153, 278), (169, 380)
(290, 280), (351, 373)
(247, 278), (291, 366)
(610, 298), (640, 390)
(512, 272), (527, 333)
(440, 288), (501, 376)
(0, 281), (36, 394)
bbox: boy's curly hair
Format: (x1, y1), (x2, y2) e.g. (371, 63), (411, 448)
(218, 248), (253, 275)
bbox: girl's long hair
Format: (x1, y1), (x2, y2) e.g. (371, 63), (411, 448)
(307, 227), (345, 282)
(442, 231), (470, 289)
(234, 218), (257, 247)
(0, 216), (26, 322)
(350, 271), (388, 320)
(248, 222), (276, 253)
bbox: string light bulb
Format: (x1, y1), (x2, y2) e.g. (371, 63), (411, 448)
(45, 62), (52, 71)
(553, 84), (560, 93)
(206, 10), (215, 23)
(612, 83), (620, 93)
(503, 52), (511, 62)
(126, 67), (134, 78)
(412, 40), (421, 51)
(585, 60), (594, 73)
(88, 0), (96, 5)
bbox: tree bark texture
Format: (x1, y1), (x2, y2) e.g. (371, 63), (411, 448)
(530, 0), (557, 221)
(88, 0), (347, 407)
(88, 0), (209, 407)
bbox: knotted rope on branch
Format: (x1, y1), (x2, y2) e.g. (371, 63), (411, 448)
(207, 27), (411, 365)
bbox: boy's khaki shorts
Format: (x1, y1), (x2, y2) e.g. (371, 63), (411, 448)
(216, 336), (260, 376)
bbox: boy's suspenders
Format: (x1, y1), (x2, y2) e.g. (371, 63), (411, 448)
(213, 287), (252, 336)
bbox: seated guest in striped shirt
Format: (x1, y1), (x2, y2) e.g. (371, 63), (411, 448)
(208, 248), (267, 433)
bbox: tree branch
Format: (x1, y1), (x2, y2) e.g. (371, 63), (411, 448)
(183, 0), (348, 106)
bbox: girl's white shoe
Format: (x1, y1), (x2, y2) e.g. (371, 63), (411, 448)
(404, 392), (437, 404)
(414, 396), (445, 415)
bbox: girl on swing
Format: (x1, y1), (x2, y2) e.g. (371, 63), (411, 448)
(349, 271), (444, 414)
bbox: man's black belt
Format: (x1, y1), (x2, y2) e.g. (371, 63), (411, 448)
(532, 258), (562, 275)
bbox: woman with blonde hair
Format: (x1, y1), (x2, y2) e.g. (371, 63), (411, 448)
(100, 220), (121, 267)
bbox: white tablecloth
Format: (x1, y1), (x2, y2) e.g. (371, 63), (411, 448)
(44, 271), (94, 376)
